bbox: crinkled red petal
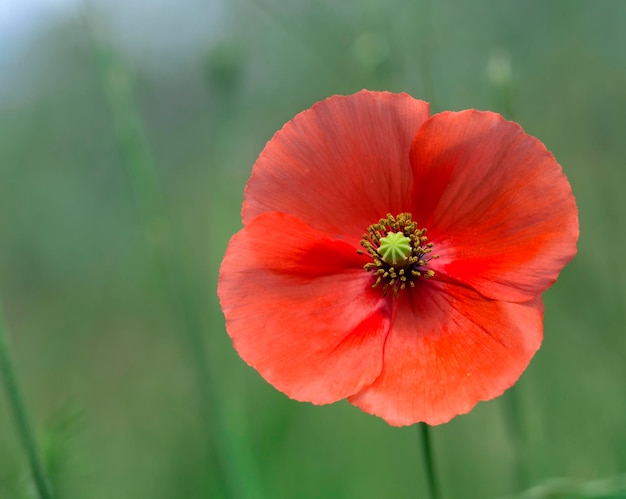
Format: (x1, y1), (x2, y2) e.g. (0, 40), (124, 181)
(242, 90), (430, 245)
(348, 282), (544, 426)
(410, 110), (579, 302)
(218, 212), (391, 404)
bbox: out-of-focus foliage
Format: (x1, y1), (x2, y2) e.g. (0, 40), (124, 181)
(1, 1), (625, 498)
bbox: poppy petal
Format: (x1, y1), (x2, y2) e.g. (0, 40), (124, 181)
(349, 282), (543, 426)
(242, 90), (430, 244)
(218, 212), (391, 404)
(410, 110), (578, 302)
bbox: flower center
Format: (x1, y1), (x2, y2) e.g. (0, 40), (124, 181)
(359, 213), (437, 297)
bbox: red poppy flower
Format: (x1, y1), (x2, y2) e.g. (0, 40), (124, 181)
(218, 90), (578, 426)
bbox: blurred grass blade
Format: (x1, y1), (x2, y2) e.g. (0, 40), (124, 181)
(82, 6), (261, 498)
(501, 473), (626, 499)
(487, 52), (531, 492)
(500, 387), (530, 492)
(0, 299), (54, 499)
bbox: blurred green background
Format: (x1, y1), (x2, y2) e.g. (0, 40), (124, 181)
(1, 0), (625, 498)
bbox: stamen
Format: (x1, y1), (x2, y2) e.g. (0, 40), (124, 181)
(360, 213), (437, 297)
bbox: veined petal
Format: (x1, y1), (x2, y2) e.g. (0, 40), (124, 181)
(349, 282), (543, 426)
(410, 110), (579, 302)
(218, 212), (391, 404)
(242, 90), (430, 244)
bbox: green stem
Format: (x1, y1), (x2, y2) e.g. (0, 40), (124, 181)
(419, 422), (440, 499)
(0, 300), (54, 499)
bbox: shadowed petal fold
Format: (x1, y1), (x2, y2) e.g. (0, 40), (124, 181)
(349, 282), (544, 426)
(410, 110), (579, 302)
(218, 212), (391, 404)
(242, 90), (430, 244)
